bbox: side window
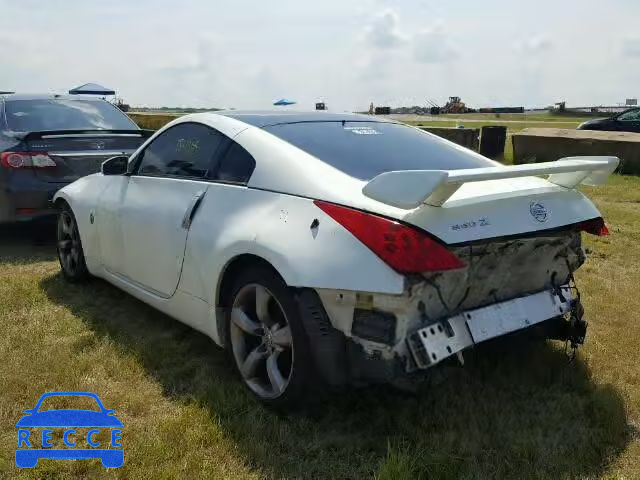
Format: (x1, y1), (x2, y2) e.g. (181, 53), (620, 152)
(618, 109), (640, 122)
(136, 123), (223, 178)
(214, 141), (256, 184)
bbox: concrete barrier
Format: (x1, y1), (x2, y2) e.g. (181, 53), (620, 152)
(479, 126), (507, 159)
(420, 127), (479, 151)
(512, 128), (640, 175)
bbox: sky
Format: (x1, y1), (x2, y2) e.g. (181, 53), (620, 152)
(0, 0), (638, 111)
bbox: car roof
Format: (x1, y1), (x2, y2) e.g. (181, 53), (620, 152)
(215, 110), (394, 128)
(0, 93), (107, 102)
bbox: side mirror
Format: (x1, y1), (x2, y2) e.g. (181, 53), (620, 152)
(23, 409), (34, 414)
(101, 155), (129, 176)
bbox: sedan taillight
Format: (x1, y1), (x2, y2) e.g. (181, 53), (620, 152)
(0, 152), (56, 169)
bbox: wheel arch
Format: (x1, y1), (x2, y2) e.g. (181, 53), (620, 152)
(214, 252), (351, 391)
(52, 181), (102, 276)
(215, 253), (286, 345)
(53, 196), (69, 209)
(216, 254), (285, 306)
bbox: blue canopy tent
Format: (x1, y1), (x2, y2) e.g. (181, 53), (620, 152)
(273, 98), (296, 106)
(68, 83), (115, 96)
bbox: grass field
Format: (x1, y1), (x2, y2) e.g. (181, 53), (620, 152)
(128, 113), (182, 131)
(0, 175), (639, 479)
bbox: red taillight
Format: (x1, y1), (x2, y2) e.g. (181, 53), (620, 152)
(314, 200), (466, 274)
(579, 217), (609, 236)
(0, 152), (56, 169)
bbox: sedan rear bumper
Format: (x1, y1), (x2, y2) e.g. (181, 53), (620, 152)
(0, 183), (65, 223)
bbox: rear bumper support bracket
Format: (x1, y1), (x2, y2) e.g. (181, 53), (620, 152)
(407, 286), (574, 369)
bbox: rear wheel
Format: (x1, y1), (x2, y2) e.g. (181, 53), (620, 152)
(56, 204), (89, 282)
(226, 266), (314, 408)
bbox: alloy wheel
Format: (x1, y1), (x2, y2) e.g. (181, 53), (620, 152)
(230, 283), (294, 399)
(57, 211), (81, 276)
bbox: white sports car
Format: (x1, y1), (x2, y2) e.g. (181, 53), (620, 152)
(54, 111), (618, 407)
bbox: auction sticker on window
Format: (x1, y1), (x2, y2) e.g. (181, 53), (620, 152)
(343, 126), (381, 135)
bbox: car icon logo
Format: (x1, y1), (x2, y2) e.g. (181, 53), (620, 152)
(529, 201), (548, 223)
(93, 140), (106, 150)
(15, 391), (123, 468)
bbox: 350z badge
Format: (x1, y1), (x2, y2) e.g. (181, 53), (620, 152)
(529, 201), (549, 223)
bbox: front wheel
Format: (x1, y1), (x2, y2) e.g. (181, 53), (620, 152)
(56, 204), (89, 282)
(226, 266), (315, 408)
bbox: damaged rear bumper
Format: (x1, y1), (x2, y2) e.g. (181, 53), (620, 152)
(406, 287), (573, 369)
(305, 230), (588, 388)
(307, 283), (585, 388)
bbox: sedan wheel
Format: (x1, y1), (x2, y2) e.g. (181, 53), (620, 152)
(57, 206), (89, 282)
(230, 284), (294, 399)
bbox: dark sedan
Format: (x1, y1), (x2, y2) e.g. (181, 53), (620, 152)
(577, 107), (640, 133)
(0, 94), (152, 223)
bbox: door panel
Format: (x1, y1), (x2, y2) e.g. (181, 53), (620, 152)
(117, 176), (209, 297)
(102, 121), (225, 297)
(616, 109), (640, 132)
(620, 121), (640, 133)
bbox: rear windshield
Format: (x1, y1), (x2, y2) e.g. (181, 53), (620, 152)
(263, 121), (495, 180)
(4, 98), (137, 131)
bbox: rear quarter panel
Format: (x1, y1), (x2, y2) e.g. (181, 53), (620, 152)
(178, 184), (405, 308)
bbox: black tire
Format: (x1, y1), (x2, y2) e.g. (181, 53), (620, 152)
(56, 203), (89, 283)
(225, 265), (315, 409)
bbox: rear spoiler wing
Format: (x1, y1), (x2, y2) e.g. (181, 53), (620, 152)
(9, 129), (155, 141)
(362, 156), (620, 209)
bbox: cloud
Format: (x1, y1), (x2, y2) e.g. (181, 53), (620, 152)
(154, 35), (218, 75)
(356, 50), (393, 82)
(412, 22), (458, 63)
(362, 9), (407, 49)
(514, 34), (553, 54)
(147, 35), (228, 107)
(621, 35), (640, 57)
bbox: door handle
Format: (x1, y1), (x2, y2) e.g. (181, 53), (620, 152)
(181, 190), (207, 229)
